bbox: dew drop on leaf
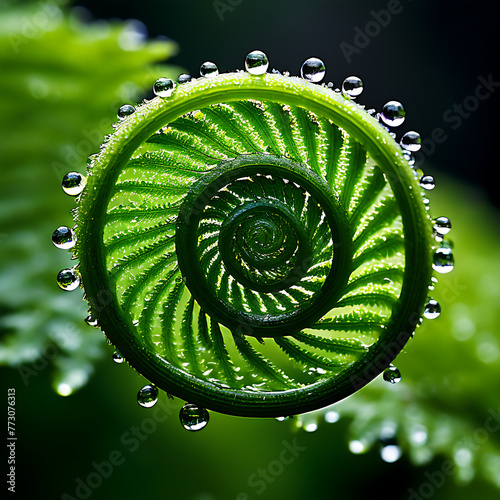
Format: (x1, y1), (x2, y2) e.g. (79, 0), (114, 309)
(342, 76), (363, 99)
(300, 57), (326, 83)
(433, 216), (452, 235)
(179, 403), (209, 431)
(137, 384), (159, 408)
(62, 172), (86, 196)
(420, 175), (435, 190)
(56, 268), (80, 291)
(380, 101), (406, 127)
(52, 226), (76, 249)
(433, 246), (454, 274)
(424, 298), (441, 319)
(153, 78), (175, 98)
(200, 61), (219, 78)
(245, 50), (269, 75)
(383, 365), (401, 384)
(117, 104), (136, 120)
(400, 131), (421, 152)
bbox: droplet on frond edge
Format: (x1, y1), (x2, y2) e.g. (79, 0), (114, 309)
(137, 384), (158, 408)
(433, 216), (452, 235)
(62, 172), (86, 196)
(300, 57), (326, 83)
(200, 61), (218, 78)
(383, 365), (401, 384)
(433, 246), (454, 273)
(424, 298), (441, 319)
(342, 76), (363, 99)
(56, 268), (80, 291)
(153, 78), (175, 97)
(178, 73), (192, 83)
(117, 104), (135, 120)
(179, 403), (209, 431)
(112, 351), (124, 364)
(403, 150), (416, 166)
(245, 50), (269, 75)
(380, 101), (406, 127)
(52, 226), (76, 249)
(400, 131), (421, 151)
(84, 314), (98, 327)
(420, 175), (435, 190)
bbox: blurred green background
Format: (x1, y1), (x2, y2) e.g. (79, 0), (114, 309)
(1, 0), (499, 499)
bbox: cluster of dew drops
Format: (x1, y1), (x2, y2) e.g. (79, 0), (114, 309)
(51, 50), (454, 432)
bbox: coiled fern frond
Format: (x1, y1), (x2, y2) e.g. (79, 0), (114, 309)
(53, 51), (453, 422)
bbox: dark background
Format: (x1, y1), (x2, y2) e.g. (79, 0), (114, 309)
(77, 0), (499, 206)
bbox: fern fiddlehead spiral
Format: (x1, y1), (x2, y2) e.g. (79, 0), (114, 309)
(53, 51), (454, 424)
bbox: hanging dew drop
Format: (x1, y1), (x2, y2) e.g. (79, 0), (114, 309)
(400, 131), (421, 152)
(56, 268), (80, 291)
(117, 104), (135, 120)
(62, 172), (87, 196)
(153, 78), (175, 97)
(433, 247), (454, 273)
(403, 150), (416, 166)
(84, 314), (98, 327)
(137, 384), (159, 408)
(341, 76), (363, 99)
(300, 57), (326, 83)
(200, 61), (218, 77)
(433, 216), (452, 235)
(112, 351), (124, 364)
(179, 403), (209, 431)
(380, 101), (406, 127)
(245, 50), (269, 75)
(383, 365), (401, 384)
(424, 298), (441, 319)
(52, 226), (76, 249)
(420, 175), (435, 190)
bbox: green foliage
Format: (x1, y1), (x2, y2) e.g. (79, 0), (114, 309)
(0, 0), (181, 394)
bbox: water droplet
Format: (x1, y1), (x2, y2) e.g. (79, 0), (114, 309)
(153, 78), (175, 97)
(112, 351), (124, 364)
(349, 440), (366, 454)
(400, 131), (421, 152)
(403, 150), (416, 166)
(424, 298), (441, 319)
(117, 104), (135, 120)
(56, 268), (80, 291)
(383, 365), (401, 384)
(381, 444), (402, 463)
(342, 76), (363, 99)
(324, 410), (340, 423)
(137, 384), (158, 408)
(433, 247), (454, 273)
(179, 403), (209, 431)
(433, 216), (452, 235)
(84, 314), (98, 327)
(52, 226), (76, 249)
(420, 175), (435, 190)
(304, 421), (318, 432)
(62, 172), (87, 196)
(380, 101), (406, 127)
(245, 50), (269, 75)
(275, 416), (289, 422)
(178, 73), (192, 83)
(300, 57), (326, 83)
(200, 61), (218, 77)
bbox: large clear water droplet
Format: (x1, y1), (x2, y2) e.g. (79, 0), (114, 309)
(383, 365), (401, 384)
(300, 57), (326, 83)
(420, 175), (435, 190)
(433, 247), (454, 273)
(117, 104), (135, 120)
(52, 226), (76, 249)
(84, 314), (98, 327)
(342, 76), (363, 99)
(137, 384), (158, 408)
(245, 50), (269, 75)
(424, 298), (441, 319)
(200, 61), (219, 77)
(433, 216), (452, 235)
(62, 172), (86, 196)
(380, 101), (406, 127)
(56, 268), (80, 291)
(400, 131), (421, 151)
(179, 403), (209, 431)
(153, 78), (175, 97)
